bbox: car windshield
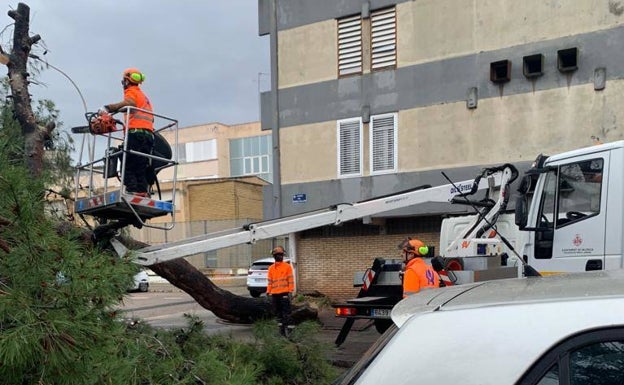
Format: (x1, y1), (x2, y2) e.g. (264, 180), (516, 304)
(332, 324), (398, 385)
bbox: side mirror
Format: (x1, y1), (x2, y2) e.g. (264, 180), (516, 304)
(517, 175), (532, 195)
(515, 196), (528, 230)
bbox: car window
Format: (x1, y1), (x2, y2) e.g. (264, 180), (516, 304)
(518, 328), (624, 385)
(569, 340), (624, 384)
(250, 262), (272, 270)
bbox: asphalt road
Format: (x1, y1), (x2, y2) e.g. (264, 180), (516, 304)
(120, 282), (254, 335)
(118, 280), (381, 368)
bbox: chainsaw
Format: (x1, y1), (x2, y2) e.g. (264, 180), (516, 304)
(71, 111), (123, 135)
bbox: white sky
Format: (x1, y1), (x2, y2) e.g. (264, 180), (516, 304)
(3, 1), (270, 132)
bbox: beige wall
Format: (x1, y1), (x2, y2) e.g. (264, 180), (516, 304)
(280, 120), (339, 183)
(398, 82), (624, 171)
(278, 20), (338, 89)
(277, 0), (624, 87)
(159, 121), (266, 181)
(279, 81), (624, 185)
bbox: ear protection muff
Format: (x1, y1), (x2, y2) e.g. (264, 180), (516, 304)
(129, 72), (145, 83)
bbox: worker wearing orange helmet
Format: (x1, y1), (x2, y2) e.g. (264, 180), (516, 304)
(400, 238), (439, 298)
(104, 68), (154, 196)
(267, 245), (295, 336)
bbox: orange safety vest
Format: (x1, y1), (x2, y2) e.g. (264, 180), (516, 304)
(124, 85), (154, 131)
(403, 257), (439, 298)
(267, 261), (294, 295)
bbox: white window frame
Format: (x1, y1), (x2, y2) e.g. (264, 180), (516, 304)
(369, 113), (398, 175)
(371, 6), (397, 71)
(185, 139), (217, 162)
(338, 15), (363, 77)
(243, 154), (269, 175)
(337, 117), (363, 178)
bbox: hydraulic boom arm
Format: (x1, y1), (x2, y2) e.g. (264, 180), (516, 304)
(130, 165), (516, 266)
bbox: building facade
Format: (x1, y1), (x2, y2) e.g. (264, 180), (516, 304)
(258, 0), (624, 299)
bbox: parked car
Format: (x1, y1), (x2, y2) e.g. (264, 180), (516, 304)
(246, 257), (291, 297)
(129, 270), (149, 292)
(335, 270), (624, 385)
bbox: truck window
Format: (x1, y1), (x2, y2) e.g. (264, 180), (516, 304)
(536, 171), (557, 229)
(556, 159), (603, 227)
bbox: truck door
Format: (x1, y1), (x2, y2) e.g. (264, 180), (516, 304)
(529, 154), (608, 273)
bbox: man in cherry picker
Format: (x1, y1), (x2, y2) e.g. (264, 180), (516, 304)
(400, 238), (440, 298)
(103, 67), (154, 197)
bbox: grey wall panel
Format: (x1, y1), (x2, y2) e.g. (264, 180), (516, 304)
(272, 25), (624, 129)
(275, 0), (411, 31)
(258, 0), (271, 36)
(260, 91), (273, 130)
(279, 161), (531, 217)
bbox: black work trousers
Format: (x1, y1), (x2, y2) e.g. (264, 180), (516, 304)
(271, 292), (292, 330)
(124, 130), (154, 193)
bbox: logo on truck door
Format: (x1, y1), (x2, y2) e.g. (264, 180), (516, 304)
(573, 234), (583, 247)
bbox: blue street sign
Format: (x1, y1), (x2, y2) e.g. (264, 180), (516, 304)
(292, 193), (307, 203)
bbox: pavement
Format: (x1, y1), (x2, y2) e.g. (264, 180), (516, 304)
(128, 276), (381, 369)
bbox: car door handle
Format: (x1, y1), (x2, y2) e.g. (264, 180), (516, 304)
(585, 259), (603, 271)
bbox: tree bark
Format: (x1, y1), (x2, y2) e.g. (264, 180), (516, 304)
(6, 3), (49, 178)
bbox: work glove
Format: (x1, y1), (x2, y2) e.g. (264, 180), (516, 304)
(98, 106), (109, 115)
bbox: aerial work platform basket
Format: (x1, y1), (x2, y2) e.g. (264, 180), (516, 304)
(72, 107), (179, 232)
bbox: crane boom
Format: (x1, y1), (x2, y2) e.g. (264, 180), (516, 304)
(128, 165), (516, 266)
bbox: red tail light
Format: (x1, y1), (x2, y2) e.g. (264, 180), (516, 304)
(335, 307), (357, 316)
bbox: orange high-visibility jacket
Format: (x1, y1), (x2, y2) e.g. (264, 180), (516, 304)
(124, 85), (154, 131)
(267, 261), (294, 295)
(403, 257), (439, 298)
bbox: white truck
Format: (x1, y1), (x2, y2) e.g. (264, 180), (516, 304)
(515, 141), (618, 274)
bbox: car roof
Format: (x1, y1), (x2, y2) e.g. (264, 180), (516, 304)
(250, 257), (291, 264)
(360, 271), (624, 385)
(392, 269), (624, 326)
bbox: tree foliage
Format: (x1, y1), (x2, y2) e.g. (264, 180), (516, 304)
(0, 92), (338, 384)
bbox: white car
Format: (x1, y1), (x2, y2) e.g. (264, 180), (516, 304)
(335, 270), (624, 385)
(246, 257), (291, 297)
(129, 270), (149, 292)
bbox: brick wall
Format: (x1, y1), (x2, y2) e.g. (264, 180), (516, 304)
(295, 218), (441, 301)
(188, 180), (264, 221)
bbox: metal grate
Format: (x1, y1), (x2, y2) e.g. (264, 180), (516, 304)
(338, 15), (363, 76)
(371, 7), (396, 70)
(371, 113), (397, 173)
(338, 118), (362, 176)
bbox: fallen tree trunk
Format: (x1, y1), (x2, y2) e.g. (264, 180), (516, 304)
(120, 236), (318, 325)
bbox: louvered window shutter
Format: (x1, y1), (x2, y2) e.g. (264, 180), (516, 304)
(371, 7), (396, 70)
(338, 118), (362, 176)
(338, 15), (363, 76)
(371, 113), (397, 173)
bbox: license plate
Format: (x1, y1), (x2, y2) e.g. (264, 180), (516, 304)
(371, 308), (391, 317)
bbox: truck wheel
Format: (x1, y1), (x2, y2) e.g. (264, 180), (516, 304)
(249, 289), (261, 298)
(374, 319), (393, 334)
(139, 282), (149, 292)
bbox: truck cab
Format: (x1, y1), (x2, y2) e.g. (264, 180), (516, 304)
(516, 141), (623, 274)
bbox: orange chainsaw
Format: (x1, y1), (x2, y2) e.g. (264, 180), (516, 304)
(71, 111), (123, 135)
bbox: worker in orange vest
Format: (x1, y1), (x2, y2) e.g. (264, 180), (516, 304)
(267, 245), (295, 336)
(400, 238), (439, 298)
(104, 67), (155, 197)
